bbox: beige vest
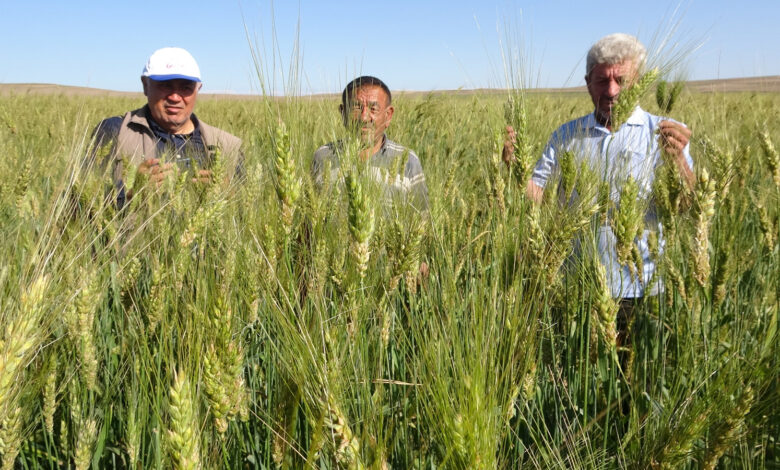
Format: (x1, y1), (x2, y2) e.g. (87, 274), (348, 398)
(110, 107), (242, 185)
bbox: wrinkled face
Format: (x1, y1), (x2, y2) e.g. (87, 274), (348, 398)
(143, 78), (201, 134)
(341, 85), (394, 148)
(586, 61), (638, 126)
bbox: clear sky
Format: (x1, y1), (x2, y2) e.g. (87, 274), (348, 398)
(1, 1), (777, 95)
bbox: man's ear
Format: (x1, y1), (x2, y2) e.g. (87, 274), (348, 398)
(385, 105), (394, 123)
(141, 77), (149, 96)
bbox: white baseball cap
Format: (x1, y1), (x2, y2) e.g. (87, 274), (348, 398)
(142, 47), (201, 82)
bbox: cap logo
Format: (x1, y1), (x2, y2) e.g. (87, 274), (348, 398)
(142, 47), (202, 82)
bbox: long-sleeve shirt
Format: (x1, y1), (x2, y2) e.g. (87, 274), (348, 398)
(532, 106), (693, 298)
(312, 134), (429, 213)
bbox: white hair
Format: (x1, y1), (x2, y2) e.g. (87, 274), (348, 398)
(586, 33), (647, 76)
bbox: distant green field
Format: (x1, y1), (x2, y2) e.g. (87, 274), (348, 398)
(0, 88), (777, 469)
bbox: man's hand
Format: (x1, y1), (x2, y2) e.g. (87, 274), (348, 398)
(658, 120), (695, 189)
(193, 169), (213, 184)
(419, 261), (429, 279)
(658, 121), (691, 159)
(502, 125), (516, 167)
(138, 158), (176, 187)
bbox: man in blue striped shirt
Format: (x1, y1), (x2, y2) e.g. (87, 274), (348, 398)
(505, 33), (695, 355)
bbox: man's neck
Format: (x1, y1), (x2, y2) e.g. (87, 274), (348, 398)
(165, 119), (195, 135)
(594, 111), (612, 131)
(359, 135), (385, 161)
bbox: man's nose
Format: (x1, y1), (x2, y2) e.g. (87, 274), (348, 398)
(167, 90), (183, 101)
(360, 106), (371, 121)
(607, 80), (621, 97)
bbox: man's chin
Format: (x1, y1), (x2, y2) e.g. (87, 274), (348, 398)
(594, 110), (612, 126)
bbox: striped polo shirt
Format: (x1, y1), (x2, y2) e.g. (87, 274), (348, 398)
(312, 135), (428, 212)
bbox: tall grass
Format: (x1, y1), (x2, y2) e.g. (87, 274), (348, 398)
(0, 84), (777, 469)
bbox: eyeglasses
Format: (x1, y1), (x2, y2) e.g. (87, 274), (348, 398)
(153, 79), (199, 97)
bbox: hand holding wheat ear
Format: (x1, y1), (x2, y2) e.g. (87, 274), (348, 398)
(657, 121), (695, 189)
(657, 121), (691, 158)
(192, 168), (212, 184)
(502, 125), (517, 167)
(138, 157), (176, 186)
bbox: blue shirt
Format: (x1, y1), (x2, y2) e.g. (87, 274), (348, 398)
(145, 113), (208, 170)
(532, 106), (693, 298)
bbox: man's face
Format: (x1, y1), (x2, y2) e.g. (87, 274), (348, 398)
(586, 61), (638, 126)
(341, 85), (394, 148)
(143, 78), (201, 134)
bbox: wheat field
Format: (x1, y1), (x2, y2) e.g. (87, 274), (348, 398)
(0, 83), (777, 469)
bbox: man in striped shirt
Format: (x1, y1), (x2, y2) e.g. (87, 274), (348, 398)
(312, 76), (428, 212)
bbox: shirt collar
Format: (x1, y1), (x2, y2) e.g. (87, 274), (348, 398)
(335, 133), (389, 158)
(623, 105), (646, 126)
(586, 105), (645, 133)
(376, 133), (389, 156)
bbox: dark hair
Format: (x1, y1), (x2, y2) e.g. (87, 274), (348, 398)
(341, 76), (392, 108)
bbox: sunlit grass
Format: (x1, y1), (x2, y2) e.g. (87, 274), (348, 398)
(0, 86), (777, 468)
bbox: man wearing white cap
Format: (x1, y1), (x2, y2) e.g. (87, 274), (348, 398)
(90, 47), (242, 208)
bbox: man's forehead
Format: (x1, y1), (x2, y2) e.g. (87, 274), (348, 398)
(591, 61), (637, 77)
(348, 85), (388, 101)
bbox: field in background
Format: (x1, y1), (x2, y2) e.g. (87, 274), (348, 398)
(0, 85), (778, 469)
(2, 74), (780, 98)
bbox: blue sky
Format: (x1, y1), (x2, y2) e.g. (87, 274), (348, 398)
(1, 1), (778, 94)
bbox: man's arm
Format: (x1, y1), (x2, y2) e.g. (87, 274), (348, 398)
(86, 116), (122, 173)
(311, 145), (331, 188)
(404, 152), (429, 212)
